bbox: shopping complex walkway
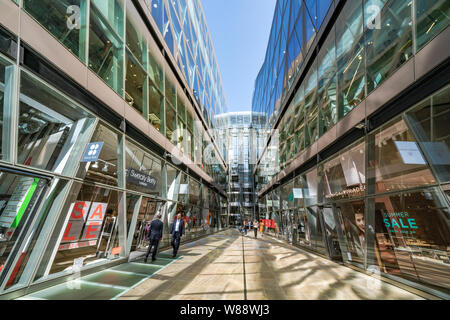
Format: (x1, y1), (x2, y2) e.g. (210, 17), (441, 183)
(18, 229), (425, 300)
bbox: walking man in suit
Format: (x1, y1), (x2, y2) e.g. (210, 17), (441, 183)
(171, 212), (185, 257)
(144, 214), (163, 263)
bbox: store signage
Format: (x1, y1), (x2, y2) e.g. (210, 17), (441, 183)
(383, 212), (418, 235)
(262, 219), (275, 228)
(81, 142), (104, 162)
(293, 188), (303, 199)
(325, 185), (365, 200)
(266, 200), (272, 207)
(60, 201), (107, 249)
(126, 168), (157, 190)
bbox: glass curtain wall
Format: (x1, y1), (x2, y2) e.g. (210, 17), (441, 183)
(258, 85), (450, 296)
(255, 0), (450, 190)
(19, 0), (227, 179)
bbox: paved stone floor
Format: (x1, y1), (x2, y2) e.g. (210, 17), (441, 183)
(119, 229), (424, 300)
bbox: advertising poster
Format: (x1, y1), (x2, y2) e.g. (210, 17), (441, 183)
(59, 201), (107, 251)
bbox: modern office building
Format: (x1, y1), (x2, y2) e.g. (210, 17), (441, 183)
(0, 0), (229, 298)
(252, 0), (450, 298)
(215, 111), (265, 225)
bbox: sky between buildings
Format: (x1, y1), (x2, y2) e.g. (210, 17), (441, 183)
(201, 0), (276, 113)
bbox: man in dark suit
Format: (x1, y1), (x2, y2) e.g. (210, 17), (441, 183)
(170, 213), (185, 257)
(144, 214), (163, 263)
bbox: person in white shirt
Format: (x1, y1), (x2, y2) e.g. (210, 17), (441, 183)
(253, 219), (259, 238)
(170, 213), (185, 257)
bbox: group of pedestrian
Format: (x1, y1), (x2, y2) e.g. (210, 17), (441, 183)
(144, 212), (185, 263)
(240, 219), (263, 239)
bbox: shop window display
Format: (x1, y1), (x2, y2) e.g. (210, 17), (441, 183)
(18, 71), (96, 176)
(323, 140), (365, 201)
(76, 123), (122, 187)
(0, 170), (50, 287)
(48, 183), (122, 275)
(369, 118), (436, 193)
(372, 189), (450, 291)
(335, 200), (366, 265)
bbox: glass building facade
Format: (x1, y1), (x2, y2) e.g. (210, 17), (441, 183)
(215, 112), (266, 225)
(253, 0), (450, 298)
(0, 0), (228, 298)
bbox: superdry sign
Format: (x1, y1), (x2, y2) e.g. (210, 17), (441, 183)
(126, 168), (157, 190)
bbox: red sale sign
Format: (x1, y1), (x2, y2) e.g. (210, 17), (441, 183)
(60, 201), (107, 248)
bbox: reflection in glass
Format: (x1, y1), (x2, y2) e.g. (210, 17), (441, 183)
(18, 72), (96, 175)
(406, 85), (450, 183)
(89, 3), (124, 95)
(0, 58), (14, 161)
(365, 0), (412, 94)
(369, 118), (436, 193)
(415, 0), (450, 51)
(336, 0), (365, 117)
(23, 0), (87, 61)
(0, 171), (49, 288)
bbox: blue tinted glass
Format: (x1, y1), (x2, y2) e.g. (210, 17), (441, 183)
(151, 0), (164, 33)
(317, 0), (332, 27)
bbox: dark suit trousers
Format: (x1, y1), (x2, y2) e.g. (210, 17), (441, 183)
(146, 238), (160, 259)
(171, 232), (181, 255)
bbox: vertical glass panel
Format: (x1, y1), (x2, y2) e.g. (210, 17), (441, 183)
(166, 164), (177, 198)
(165, 76), (176, 108)
(293, 85), (305, 152)
(336, 0), (365, 118)
(125, 140), (162, 197)
(91, 0), (124, 38)
(317, 30), (337, 135)
(126, 7), (146, 65)
(373, 189), (450, 291)
(336, 200), (366, 265)
(148, 50), (164, 91)
(77, 123), (122, 187)
(365, 0), (412, 94)
(165, 104), (176, 141)
(0, 171), (50, 287)
(304, 62), (318, 147)
(302, 168), (318, 206)
(89, 4), (124, 95)
(48, 183), (122, 275)
(323, 140), (365, 201)
(406, 85), (450, 183)
(415, 0), (450, 51)
(148, 82), (164, 132)
(18, 72), (96, 176)
(0, 58), (14, 161)
(23, 0), (87, 61)
(125, 51), (147, 115)
(369, 117), (436, 194)
(306, 206), (326, 254)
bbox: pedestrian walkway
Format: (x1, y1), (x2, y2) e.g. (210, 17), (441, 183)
(18, 229), (426, 300)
